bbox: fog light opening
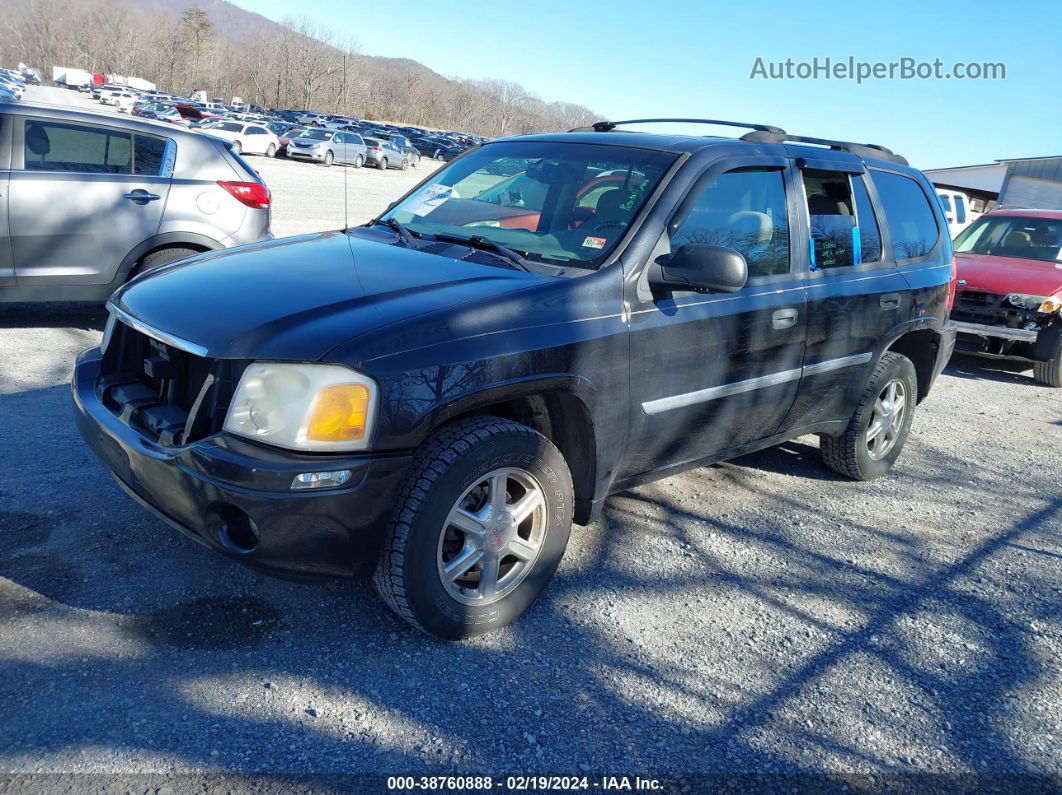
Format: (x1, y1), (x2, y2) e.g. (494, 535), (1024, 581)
(291, 469), (353, 490)
(211, 504), (260, 554)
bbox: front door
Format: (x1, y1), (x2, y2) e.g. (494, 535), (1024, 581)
(9, 117), (170, 286)
(623, 160), (807, 480)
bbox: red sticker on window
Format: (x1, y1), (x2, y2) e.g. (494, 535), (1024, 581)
(582, 236), (607, 249)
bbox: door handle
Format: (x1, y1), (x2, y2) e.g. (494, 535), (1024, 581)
(123, 190), (161, 203)
(772, 308), (799, 330)
(880, 293), (902, 310)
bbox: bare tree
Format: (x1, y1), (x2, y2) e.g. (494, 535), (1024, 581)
(0, 0), (597, 135)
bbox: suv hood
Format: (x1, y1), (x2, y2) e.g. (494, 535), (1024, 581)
(956, 252), (1062, 297)
(110, 231), (546, 360)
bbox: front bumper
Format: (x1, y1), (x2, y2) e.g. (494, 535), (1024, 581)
(288, 148), (326, 161)
(72, 349), (412, 579)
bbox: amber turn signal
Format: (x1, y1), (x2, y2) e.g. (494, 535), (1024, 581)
(307, 384), (372, 442)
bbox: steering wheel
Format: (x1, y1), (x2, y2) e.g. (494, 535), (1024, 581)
(591, 220), (629, 232)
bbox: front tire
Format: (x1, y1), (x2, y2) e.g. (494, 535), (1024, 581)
(819, 352), (918, 480)
(324, 150), (334, 166)
(231, 140), (242, 154)
(1033, 333), (1062, 387)
(373, 416), (574, 639)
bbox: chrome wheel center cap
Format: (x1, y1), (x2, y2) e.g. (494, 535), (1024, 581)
(486, 513), (516, 553)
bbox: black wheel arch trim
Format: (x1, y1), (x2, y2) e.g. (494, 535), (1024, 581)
(116, 232), (224, 282)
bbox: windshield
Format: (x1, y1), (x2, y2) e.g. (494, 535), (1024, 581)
(954, 216), (1062, 263)
(302, 129), (333, 141)
(382, 141), (675, 267)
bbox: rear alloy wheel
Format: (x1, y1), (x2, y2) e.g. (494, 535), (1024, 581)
(819, 352), (918, 480)
(354, 154), (364, 168)
(400, 157), (409, 171)
(373, 416), (573, 639)
(377, 157), (388, 170)
(412, 154), (420, 168)
(265, 143), (276, 157)
(324, 150), (334, 167)
(1033, 333), (1062, 387)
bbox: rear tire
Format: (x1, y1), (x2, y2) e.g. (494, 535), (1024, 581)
(1033, 334), (1062, 387)
(128, 247), (199, 281)
(377, 157), (388, 170)
(819, 352), (918, 481)
(373, 416), (574, 639)
(400, 157), (409, 170)
(354, 154), (364, 168)
(265, 143), (276, 157)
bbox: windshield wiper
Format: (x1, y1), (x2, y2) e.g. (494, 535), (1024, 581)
(367, 217), (420, 248)
(432, 232), (530, 271)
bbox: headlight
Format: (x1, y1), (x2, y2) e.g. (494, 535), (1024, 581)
(1006, 294), (1056, 312)
(1041, 297), (1062, 314)
(224, 363), (377, 451)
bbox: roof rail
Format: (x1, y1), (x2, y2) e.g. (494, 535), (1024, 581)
(740, 130), (908, 166)
(568, 118), (786, 134)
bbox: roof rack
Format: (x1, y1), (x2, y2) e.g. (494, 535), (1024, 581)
(568, 118), (786, 134)
(739, 130), (908, 166)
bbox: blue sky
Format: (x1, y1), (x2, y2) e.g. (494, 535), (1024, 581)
(231, 0), (1056, 169)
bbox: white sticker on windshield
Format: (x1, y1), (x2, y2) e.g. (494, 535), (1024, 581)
(405, 183), (460, 217)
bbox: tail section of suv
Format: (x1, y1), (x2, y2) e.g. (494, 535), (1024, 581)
(72, 118), (955, 638)
(0, 101), (272, 301)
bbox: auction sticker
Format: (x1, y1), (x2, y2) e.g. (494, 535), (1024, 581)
(404, 183), (459, 216)
(581, 236), (607, 249)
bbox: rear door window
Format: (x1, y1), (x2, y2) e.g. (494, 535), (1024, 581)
(851, 175), (883, 263)
(22, 120), (132, 174)
(133, 134), (173, 176)
(871, 170), (941, 260)
(800, 168), (857, 269)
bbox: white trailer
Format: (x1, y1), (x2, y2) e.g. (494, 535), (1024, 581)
(51, 66), (94, 87)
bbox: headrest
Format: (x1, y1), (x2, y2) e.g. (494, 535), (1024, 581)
(26, 124), (50, 156)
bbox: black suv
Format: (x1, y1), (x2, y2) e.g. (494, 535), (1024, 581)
(73, 118), (957, 639)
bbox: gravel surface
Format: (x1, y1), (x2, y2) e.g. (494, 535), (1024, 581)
(1, 87), (1060, 790)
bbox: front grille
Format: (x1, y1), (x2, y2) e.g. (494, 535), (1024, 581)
(951, 290), (1033, 327)
(97, 321), (246, 446)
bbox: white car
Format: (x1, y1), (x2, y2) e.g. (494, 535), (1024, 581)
(202, 121), (280, 156)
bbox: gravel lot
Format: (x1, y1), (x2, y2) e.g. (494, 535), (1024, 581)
(0, 87), (1060, 790)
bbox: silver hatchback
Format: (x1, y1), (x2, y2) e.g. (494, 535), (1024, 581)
(286, 128), (367, 167)
(0, 101), (273, 301)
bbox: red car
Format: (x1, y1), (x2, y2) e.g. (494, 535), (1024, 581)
(951, 209), (1062, 386)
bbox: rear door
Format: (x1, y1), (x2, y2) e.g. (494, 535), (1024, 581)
(784, 158), (913, 428)
(9, 116), (171, 286)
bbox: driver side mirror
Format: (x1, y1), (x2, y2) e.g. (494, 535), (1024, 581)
(649, 244), (749, 293)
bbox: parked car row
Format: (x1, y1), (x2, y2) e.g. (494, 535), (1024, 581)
(0, 67), (31, 100)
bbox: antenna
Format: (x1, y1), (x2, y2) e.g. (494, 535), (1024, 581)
(343, 51), (350, 230)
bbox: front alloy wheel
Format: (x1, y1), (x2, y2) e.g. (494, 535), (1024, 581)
(438, 468), (546, 604)
(374, 416), (573, 639)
